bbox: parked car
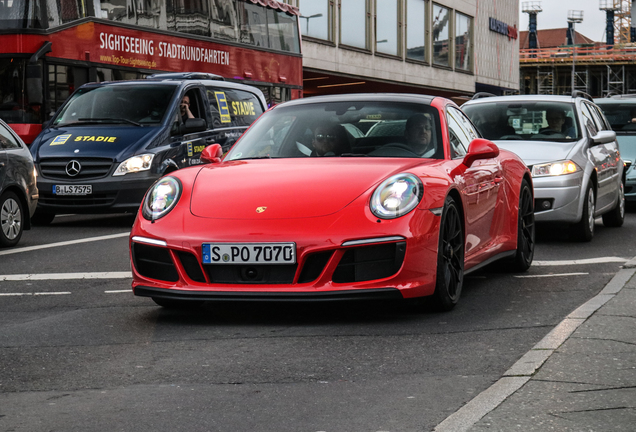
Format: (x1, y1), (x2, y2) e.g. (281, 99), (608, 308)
(29, 72), (267, 225)
(0, 119), (38, 247)
(462, 92), (624, 242)
(129, 93), (534, 312)
(595, 95), (636, 202)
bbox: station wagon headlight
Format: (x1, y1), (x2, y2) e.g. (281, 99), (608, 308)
(142, 176), (181, 220)
(532, 160), (580, 177)
(370, 173), (423, 219)
(113, 154), (154, 176)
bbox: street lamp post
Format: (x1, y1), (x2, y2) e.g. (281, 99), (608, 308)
(568, 10), (584, 94)
(300, 13), (323, 35)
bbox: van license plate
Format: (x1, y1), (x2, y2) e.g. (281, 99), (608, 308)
(53, 185), (93, 195)
(202, 243), (296, 264)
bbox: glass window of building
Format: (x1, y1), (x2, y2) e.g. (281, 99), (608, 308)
(455, 12), (472, 71)
(376, 0), (398, 56)
(406, 0), (426, 62)
(298, 0), (330, 41)
(340, 0), (368, 50)
(432, 3), (450, 67)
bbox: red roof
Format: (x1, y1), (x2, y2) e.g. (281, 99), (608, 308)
(519, 28), (596, 49)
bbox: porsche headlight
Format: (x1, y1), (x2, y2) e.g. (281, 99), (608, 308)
(532, 160), (580, 177)
(113, 154), (154, 176)
(142, 176), (181, 220)
(370, 173), (423, 219)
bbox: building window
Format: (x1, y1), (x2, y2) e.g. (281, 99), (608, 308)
(376, 0), (398, 56)
(455, 12), (472, 71)
(432, 3), (450, 67)
(298, 0), (330, 41)
(406, 0), (426, 62)
(340, 0), (368, 49)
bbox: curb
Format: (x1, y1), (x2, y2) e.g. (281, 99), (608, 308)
(433, 266), (636, 432)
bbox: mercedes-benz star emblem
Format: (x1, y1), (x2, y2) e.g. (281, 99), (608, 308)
(66, 160), (81, 177)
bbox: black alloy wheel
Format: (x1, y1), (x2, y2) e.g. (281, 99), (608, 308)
(511, 179), (535, 271)
(432, 196), (464, 311)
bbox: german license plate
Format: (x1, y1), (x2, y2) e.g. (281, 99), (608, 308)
(202, 243), (296, 264)
(53, 185), (92, 195)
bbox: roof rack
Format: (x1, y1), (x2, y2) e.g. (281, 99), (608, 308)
(471, 92), (497, 100)
(145, 72), (225, 81)
(571, 90), (593, 102)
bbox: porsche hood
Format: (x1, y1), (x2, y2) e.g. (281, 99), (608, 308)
(190, 159), (427, 219)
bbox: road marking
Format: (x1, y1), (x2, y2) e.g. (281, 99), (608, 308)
(514, 272), (588, 278)
(105, 290), (132, 293)
(0, 232), (130, 256)
(0, 272), (132, 281)
(0, 292), (71, 296)
(533, 257), (628, 266)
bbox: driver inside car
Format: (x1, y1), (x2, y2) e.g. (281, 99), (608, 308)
(404, 113), (436, 157)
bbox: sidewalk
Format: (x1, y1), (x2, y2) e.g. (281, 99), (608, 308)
(434, 263), (636, 432)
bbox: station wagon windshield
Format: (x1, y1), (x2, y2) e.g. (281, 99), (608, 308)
(226, 101), (443, 159)
(463, 101), (581, 142)
(53, 85), (176, 127)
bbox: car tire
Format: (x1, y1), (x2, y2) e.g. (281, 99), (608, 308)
(510, 179), (535, 272)
(431, 195), (464, 311)
(0, 191), (24, 248)
(602, 180), (625, 228)
(31, 208), (56, 226)
(571, 182), (595, 242)
(151, 297), (203, 309)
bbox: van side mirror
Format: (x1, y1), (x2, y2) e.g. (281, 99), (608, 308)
(201, 143), (223, 164)
(463, 138), (500, 167)
(181, 118), (207, 134)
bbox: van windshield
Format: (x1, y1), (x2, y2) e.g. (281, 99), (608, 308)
(53, 85), (176, 127)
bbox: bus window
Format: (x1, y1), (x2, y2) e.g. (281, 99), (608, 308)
(206, 87), (265, 128)
(0, 58), (42, 125)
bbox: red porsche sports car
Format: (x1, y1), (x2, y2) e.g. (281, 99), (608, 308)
(129, 94), (534, 311)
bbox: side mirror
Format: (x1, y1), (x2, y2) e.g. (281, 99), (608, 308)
(200, 143), (223, 164)
(591, 130), (616, 145)
(463, 138), (500, 167)
(181, 118), (207, 134)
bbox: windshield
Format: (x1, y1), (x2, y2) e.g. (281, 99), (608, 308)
(225, 101), (443, 160)
(463, 101), (581, 142)
(53, 85), (177, 126)
(596, 102), (636, 133)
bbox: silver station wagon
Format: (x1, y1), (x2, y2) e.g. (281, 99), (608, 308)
(462, 92), (624, 242)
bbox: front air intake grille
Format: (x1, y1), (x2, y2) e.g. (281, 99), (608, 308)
(298, 251), (333, 283)
(38, 191), (117, 206)
(332, 242), (406, 283)
(132, 243), (179, 282)
(204, 264), (298, 284)
(39, 157), (114, 180)
(178, 251), (207, 283)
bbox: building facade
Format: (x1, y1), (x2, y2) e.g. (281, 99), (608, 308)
(285, 0), (519, 99)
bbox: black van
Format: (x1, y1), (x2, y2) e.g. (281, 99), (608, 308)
(29, 73), (267, 224)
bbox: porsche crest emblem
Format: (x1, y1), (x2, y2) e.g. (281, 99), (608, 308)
(256, 206), (267, 213)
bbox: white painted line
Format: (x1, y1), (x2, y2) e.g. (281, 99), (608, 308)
(533, 257), (628, 266)
(0, 292), (71, 296)
(0, 272), (132, 281)
(514, 272), (588, 278)
(0, 232), (130, 256)
(105, 290), (132, 293)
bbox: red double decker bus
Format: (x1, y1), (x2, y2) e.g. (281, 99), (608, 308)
(0, 0), (303, 144)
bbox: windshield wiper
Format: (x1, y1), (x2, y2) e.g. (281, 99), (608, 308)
(77, 118), (142, 126)
(339, 153), (368, 157)
(235, 155), (273, 160)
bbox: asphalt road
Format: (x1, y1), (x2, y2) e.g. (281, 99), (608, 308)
(1, 210), (635, 432)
